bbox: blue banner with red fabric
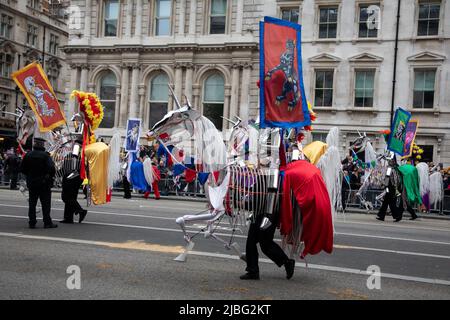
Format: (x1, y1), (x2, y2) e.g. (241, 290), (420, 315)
(259, 16), (310, 129)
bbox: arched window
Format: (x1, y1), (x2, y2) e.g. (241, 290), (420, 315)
(203, 73), (224, 131)
(99, 72), (116, 128)
(148, 73), (169, 128)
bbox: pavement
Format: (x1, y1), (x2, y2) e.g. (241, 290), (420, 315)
(0, 189), (449, 300)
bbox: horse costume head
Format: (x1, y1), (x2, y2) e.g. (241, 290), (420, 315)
(349, 133), (370, 154)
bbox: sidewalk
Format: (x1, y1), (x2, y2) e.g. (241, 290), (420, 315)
(1, 185), (449, 221)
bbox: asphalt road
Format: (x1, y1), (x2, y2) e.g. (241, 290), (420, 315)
(0, 189), (449, 300)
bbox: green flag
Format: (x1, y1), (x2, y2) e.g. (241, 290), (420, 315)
(388, 107), (411, 156)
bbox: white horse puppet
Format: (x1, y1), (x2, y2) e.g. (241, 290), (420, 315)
(146, 88), (278, 262)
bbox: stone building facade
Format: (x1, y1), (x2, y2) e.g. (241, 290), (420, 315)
(63, 0), (450, 165)
(0, 0), (69, 146)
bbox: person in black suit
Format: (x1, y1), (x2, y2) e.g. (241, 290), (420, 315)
(20, 138), (57, 229)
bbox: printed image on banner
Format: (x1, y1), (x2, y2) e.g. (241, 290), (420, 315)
(11, 62), (66, 132)
(126, 118), (141, 152)
(402, 120), (419, 158)
(259, 16), (310, 129)
(387, 107), (411, 156)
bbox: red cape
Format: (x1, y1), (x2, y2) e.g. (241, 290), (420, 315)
(280, 160), (333, 258)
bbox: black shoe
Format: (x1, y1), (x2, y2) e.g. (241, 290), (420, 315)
(44, 223), (58, 229)
(60, 220), (74, 224)
(78, 209), (87, 223)
(285, 259), (295, 280)
(409, 216), (418, 220)
(239, 273), (260, 280)
(29, 224), (36, 229)
(376, 216), (384, 221)
(394, 218), (402, 222)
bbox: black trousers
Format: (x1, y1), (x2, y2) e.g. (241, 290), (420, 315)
(62, 176), (83, 222)
(123, 175), (131, 199)
(9, 173), (18, 190)
(28, 186), (52, 226)
(245, 217), (289, 274)
(378, 191), (403, 220)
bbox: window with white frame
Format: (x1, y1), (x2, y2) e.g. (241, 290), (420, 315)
(99, 72), (116, 128)
(203, 73), (224, 131)
(417, 1), (440, 36)
(154, 0), (172, 36)
(281, 7), (300, 24)
(104, 0), (119, 37)
(413, 69), (436, 108)
(0, 93), (10, 117)
(49, 34), (59, 55)
(0, 52), (13, 78)
(0, 14), (13, 39)
(358, 3), (379, 38)
(148, 73), (169, 128)
(209, 0), (227, 34)
(318, 6), (338, 38)
(27, 24), (38, 47)
(28, 0), (40, 10)
(354, 70), (375, 107)
(314, 69), (334, 107)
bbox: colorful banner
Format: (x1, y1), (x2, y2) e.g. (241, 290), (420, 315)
(259, 16), (310, 129)
(125, 118), (141, 152)
(402, 120), (419, 158)
(11, 62), (66, 132)
(387, 107), (411, 156)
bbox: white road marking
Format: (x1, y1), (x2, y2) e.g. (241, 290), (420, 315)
(0, 231), (448, 286)
(1, 214), (449, 260)
(335, 232), (450, 246)
(335, 219), (450, 233)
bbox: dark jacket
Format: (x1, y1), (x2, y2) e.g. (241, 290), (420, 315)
(4, 154), (20, 175)
(20, 147), (55, 189)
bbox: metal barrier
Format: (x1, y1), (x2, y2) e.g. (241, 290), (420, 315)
(343, 187), (450, 215)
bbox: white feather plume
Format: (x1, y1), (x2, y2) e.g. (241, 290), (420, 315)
(429, 172), (443, 208)
(107, 132), (122, 189)
(143, 158), (154, 186)
(416, 162), (430, 197)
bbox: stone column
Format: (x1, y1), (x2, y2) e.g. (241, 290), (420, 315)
(229, 63), (241, 121)
(174, 63), (183, 109)
(193, 84), (200, 110)
(68, 64), (79, 116)
(138, 84), (146, 124)
(114, 84), (121, 127)
(135, 0), (143, 37)
(178, 0), (186, 35)
(239, 63), (252, 121)
(129, 64), (140, 118)
(79, 65), (89, 92)
(235, 0), (244, 34)
(223, 84), (231, 130)
(184, 63), (194, 105)
(125, 0), (133, 37)
(84, 0), (91, 39)
(119, 64), (130, 127)
(188, 0), (196, 35)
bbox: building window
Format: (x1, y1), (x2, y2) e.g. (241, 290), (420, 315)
(417, 145), (434, 163)
(154, 0), (172, 36)
(28, 0), (40, 10)
(99, 72), (116, 128)
(312, 132), (327, 143)
(318, 6), (338, 38)
(49, 34), (59, 55)
(0, 93), (11, 117)
(148, 73), (169, 128)
(27, 24), (38, 47)
(281, 7), (299, 24)
(0, 53), (13, 78)
(104, 0), (119, 37)
(413, 69), (435, 108)
(0, 14), (13, 39)
(358, 4), (379, 38)
(418, 2), (440, 36)
(314, 70), (333, 107)
(354, 70), (374, 107)
(203, 73), (224, 131)
(210, 0), (227, 34)
(47, 64), (60, 91)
